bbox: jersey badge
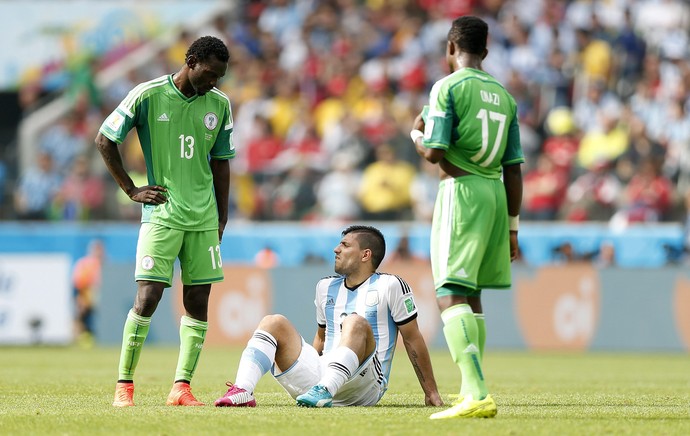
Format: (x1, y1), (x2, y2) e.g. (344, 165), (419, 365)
(365, 290), (379, 307)
(106, 112), (125, 131)
(204, 112), (219, 130)
(141, 255), (155, 271)
(157, 113), (170, 122)
(404, 297), (416, 314)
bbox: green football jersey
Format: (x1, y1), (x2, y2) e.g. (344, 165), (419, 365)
(423, 67), (524, 179)
(99, 74), (235, 230)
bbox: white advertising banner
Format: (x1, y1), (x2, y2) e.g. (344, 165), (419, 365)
(0, 254), (72, 344)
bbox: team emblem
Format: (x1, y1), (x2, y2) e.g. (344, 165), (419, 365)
(204, 112), (219, 130)
(141, 255), (155, 271)
(404, 297), (416, 314)
(365, 290), (379, 306)
(106, 112), (124, 131)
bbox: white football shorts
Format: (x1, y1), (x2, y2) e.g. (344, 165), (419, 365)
(271, 338), (388, 406)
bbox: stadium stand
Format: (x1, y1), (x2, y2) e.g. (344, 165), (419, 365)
(2, 0), (690, 266)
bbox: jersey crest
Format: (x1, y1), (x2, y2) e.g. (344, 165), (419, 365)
(204, 112), (219, 130)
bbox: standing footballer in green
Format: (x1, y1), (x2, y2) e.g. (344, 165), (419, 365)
(411, 16), (524, 419)
(96, 36), (234, 407)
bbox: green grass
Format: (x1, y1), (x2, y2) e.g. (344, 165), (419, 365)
(0, 346), (689, 435)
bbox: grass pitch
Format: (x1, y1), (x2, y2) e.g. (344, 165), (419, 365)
(0, 346), (688, 435)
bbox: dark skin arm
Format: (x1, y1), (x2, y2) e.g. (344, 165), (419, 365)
(503, 163), (523, 261)
(210, 158), (230, 243)
(412, 112), (445, 164)
(95, 132), (167, 204)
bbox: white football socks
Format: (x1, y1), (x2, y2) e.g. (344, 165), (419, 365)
(234, 330), (277, 393)
(319, 346), (360, 395)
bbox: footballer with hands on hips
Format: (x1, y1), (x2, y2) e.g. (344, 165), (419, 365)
(96, 35), (234, 407)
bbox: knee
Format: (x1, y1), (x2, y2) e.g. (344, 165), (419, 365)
(341, 313), (369, 333)
(182, 290), (207, 311)
(258, 314), (290, 332)
(133, 282), (164, 316)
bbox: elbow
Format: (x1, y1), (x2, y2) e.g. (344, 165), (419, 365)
(95, 133), (111, 153)
(423, 147), (445, 164)
(425, 153), (442, 164)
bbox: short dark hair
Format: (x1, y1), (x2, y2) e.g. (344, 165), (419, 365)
(448, 16), (488, 55)
(186, 35), (230, 64)
(342, 225), (386, 269)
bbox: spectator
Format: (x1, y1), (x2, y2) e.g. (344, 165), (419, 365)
(576, 97), (628, 172)
(409, 158), (439, 223)
(13, 151), (62, 220)
(255, 245), (280, 269)
(560, 159), (622, 222)
(592, 240), (617, 268)
(572, 79), (621, 134)
(574, 25), (612, 83)
(38, 112), (89, 177)
(268, 163), (317, 221)
(315, 152), (361, 223)
(522, 154), (568, 221)
(610, 157), (674, 227)
(72, 239), (105, 347)
(541, 107), (580, 178)
(358, 143), (415, 220)
(612, 8), (646, 96)
(384, 233), (426, 265)
(51, 155), (105, 221)
(245, 115), (285, 175)
(0, 160), (6, 214)
(615, 114), (665, 185)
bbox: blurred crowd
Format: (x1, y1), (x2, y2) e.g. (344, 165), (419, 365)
(6, 0), (690, 229)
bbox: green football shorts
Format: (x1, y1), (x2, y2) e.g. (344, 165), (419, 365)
(430, 176), (512, 293)
(134, 222), (224, 287)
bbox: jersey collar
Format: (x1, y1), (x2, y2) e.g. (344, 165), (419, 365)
(168, 74), (199, 102)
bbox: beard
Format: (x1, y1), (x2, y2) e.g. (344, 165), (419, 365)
(334, 261), (351, 276)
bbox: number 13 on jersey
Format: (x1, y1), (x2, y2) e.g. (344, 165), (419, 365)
(180, 135), (195, 159)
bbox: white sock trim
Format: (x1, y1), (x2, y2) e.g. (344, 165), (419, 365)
(181, 315), (208, 329)
(127, 310), (151, 326)
(441, 304), (473, 325)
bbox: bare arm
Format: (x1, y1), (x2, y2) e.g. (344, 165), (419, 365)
(312, 326), (325, 355)
(398, 319), (443, 406)
(210, 158), (230, 242)
(411, 111), (446, 164)
(503, 163), (523, 261)
(95, 132), (167, 205)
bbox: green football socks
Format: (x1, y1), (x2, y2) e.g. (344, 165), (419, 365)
(117, 310), (151, 381)
(174, 316), (208, 383)
(442, 304), (488, 401)
(475, 313), (486, 362)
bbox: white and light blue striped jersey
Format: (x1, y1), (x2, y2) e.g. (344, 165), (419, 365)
(315, 272), (418, 382)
